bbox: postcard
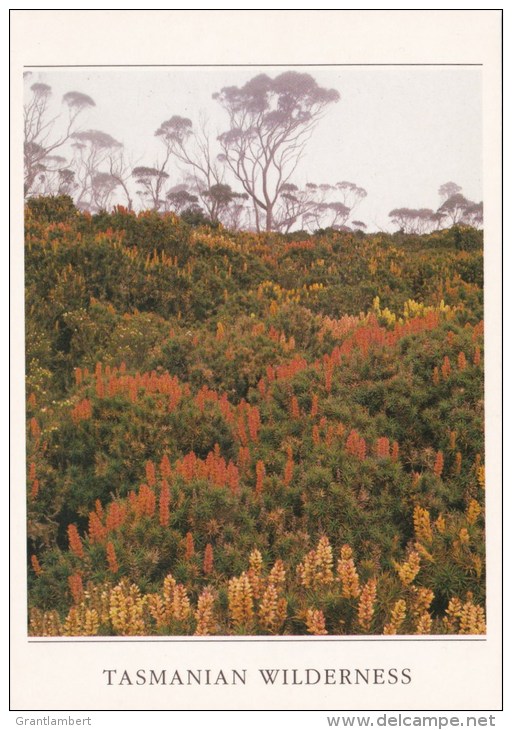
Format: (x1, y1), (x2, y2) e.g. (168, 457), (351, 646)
(10, 9), (502, 711)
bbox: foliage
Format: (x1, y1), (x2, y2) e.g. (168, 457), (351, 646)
(26, 198), (485, 635)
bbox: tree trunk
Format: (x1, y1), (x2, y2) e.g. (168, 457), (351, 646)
(265, 206), (273, 232)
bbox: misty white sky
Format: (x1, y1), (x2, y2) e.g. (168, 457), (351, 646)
(24, 65), (482, 232)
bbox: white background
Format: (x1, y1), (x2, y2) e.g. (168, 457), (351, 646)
(7, 5), (508, 726)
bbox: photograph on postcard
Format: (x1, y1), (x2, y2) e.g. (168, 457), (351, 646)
(23, 63), (486, 639)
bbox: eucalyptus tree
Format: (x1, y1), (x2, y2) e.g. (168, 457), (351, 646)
(213, 71), (340, 232)
(463, 201), (483, 229)
(155, 116), (222, 214)
(106, 149), (135, 211)
(165, 184), (200, 215)
(24, 78), (95, 197)
(388, 207), (436, 234)
(71, 130), (122, 211)
(274, 180), (366, 233)
(438, 181), (462, 203)
(131, 166), (169, 212)
(437, 193), (471, 226)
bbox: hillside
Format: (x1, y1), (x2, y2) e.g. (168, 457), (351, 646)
(25, 196), (485, 636)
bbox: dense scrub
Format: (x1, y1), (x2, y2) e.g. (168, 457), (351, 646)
(26, 197), (485, 636)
